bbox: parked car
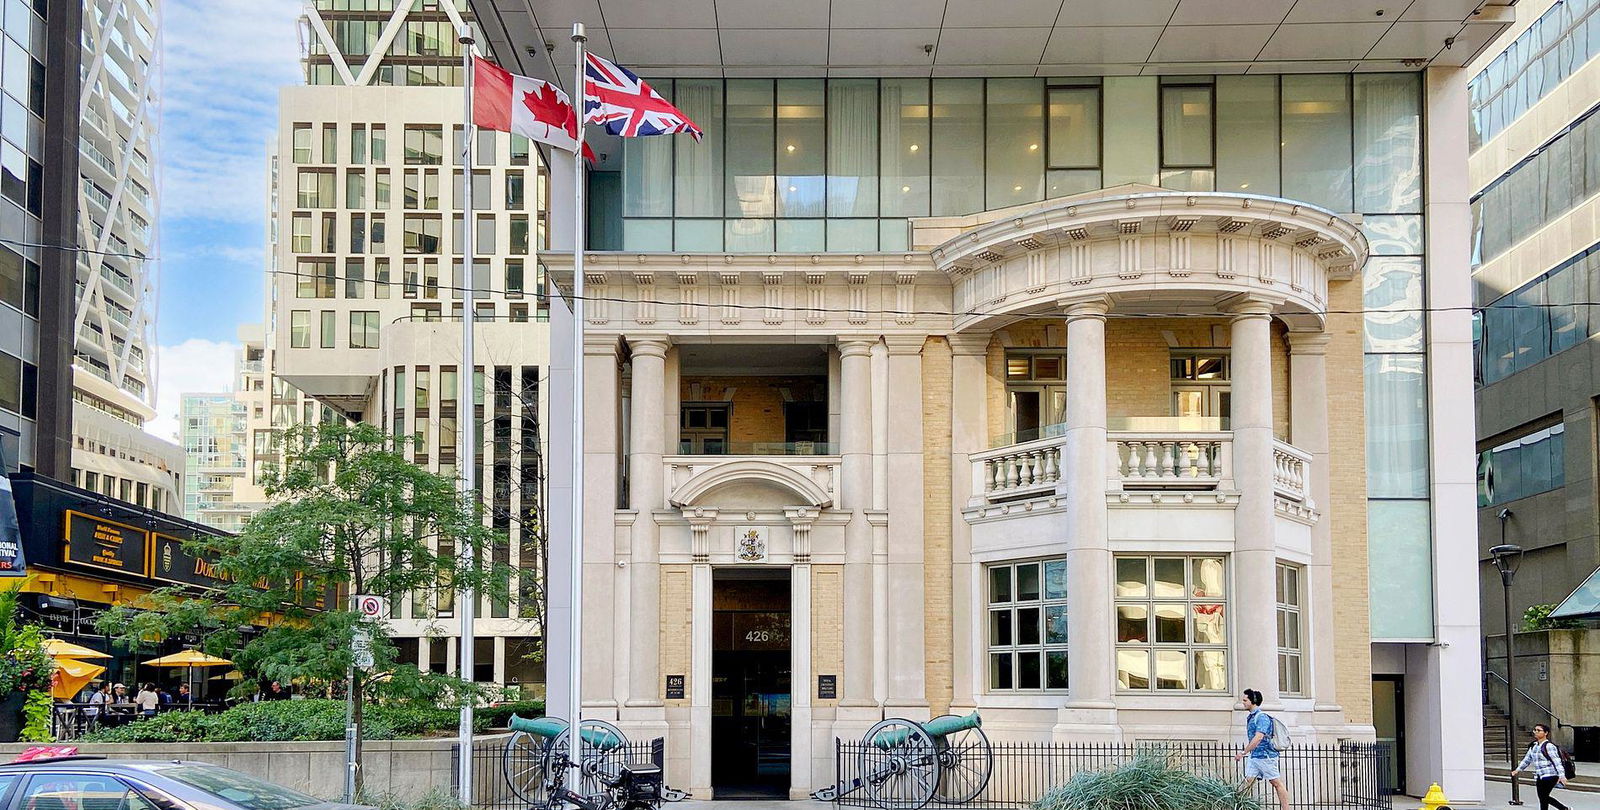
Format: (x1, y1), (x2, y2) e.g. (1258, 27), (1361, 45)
(0, 757), (372, 810)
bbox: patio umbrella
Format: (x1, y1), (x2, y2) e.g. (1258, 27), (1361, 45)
(207, 670), (243, 681)
(44, 639), (111, 660)
(142, 651), (232, 667)
(51, 657), (106, 700)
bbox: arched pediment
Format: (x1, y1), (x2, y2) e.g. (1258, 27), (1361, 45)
(668, 458), (833, 509)
(923, 190), (1370, 332)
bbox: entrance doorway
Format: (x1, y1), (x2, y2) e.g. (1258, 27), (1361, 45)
(1372, 676), (1405, 793)
(711, 569), (791, 799)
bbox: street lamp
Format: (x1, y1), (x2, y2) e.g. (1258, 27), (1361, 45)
(1491, 513), (1525, 804)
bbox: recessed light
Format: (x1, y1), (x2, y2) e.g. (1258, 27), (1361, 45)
(901, 186), (911, 193)
(1013, 185), (1022, 192)
(909, 144), (919, 152)
(1029, 144), (1039, 151)
(786, 144), (796, 152)
(788, 185), (797, 193)
(1240, 183), (1250, 189)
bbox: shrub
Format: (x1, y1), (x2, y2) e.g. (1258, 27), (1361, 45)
(357, 788), (468, 810)
(478, 701), (544, 729)
(81, 697), (544, 743)
(1523, 603), (1583, 631)
(1033, 751), (1263, 810)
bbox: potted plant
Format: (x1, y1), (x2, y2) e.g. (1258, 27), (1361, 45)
(0, 584), (55, 742)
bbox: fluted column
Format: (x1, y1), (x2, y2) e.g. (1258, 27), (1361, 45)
(1288, 331), (1339, 713)
(1061, 299), (1113, 709)
(1230, 299), (1279, 706)
(838, 336), (877, 707)
(627, 336), (670, 706)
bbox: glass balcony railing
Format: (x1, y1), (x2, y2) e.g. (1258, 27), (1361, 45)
(675, 440), (838, 456)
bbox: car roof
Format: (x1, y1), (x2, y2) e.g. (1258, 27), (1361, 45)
(0, 759), (204, 773)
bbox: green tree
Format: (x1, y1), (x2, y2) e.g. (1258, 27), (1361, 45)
(101, 422), (512, 790)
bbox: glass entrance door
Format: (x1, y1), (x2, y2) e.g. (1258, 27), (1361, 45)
(1372, 676), (1405, 794)
(711, 574), (792, 798)
(1009, 386), (1067, 443)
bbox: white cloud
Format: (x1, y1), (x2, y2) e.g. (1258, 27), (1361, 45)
(147, 339), (241, 443)
(160, 0), (303, 224)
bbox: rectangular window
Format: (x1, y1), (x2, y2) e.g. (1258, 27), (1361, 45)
(346, 170), (366, 208)
(476, 215), (495, 252)
(506, 259), (524, 297)
(375, 168), (391, 208)
(828, 78), (880, 217)
(1276, 563), (1303, 696)
(405, 125), (444, 165)
(320, 310), (336, 348)
(351, 213), (366, 253)
(1160, 82), (1215, 190)
(404, 215), (442, 254)
(320, 213), (337, 253)
(986, 78), (1044, 208)
(1114, 555), (1229, 693)
(510, 134), (530, 166)
(881, 78), (930, 217)
(931, 78), (984, 216)
(1216, 76), (1279, 195)
(777, 78), (824, 218)
(987, 559), (1069, 691)
(1281, 75), (1353, 213)
(351, 123), (367, 164)
(403, 259), (420, 298)
(349, 311), (380, 349)
(292, 123), (313, 163)
(291, 212), (312, 252)
(372, 124), (387, 162)
(509, 215), (529, 255)
(415, 369), (431, 411)
(371, 213), (387, 250)
(506, 170), (525, 210)
(375, 257), (392, 299)
(345, 258), (366, 298)
(290, 310), (310, 348)
(1048, 86), (1101, 169)
(296, 259), (336, 298)
(322, 123), (338, 163)
(1478, 422), (1565, 506)
(297, 169), (336, 208)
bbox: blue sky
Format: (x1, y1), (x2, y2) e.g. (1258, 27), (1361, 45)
(150, 0), (302, 439)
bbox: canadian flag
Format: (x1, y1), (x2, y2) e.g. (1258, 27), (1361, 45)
(472, 57), (596, 162)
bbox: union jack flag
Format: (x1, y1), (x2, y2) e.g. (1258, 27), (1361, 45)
(582, 53), (703, 141)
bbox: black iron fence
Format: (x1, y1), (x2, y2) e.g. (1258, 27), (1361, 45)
(455, 732), (664, 810)
(829, 741), (1392, 810)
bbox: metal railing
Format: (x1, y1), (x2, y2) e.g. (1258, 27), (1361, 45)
(828, 741), (1391, 810)
(456, 733), (664, 810)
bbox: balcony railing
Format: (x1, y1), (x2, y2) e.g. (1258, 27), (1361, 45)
(1272, 440), (1311, 503)
(973, 434), (1063, 501)
(1111, 431), (1230, 489)
(674, 440), (837, 456)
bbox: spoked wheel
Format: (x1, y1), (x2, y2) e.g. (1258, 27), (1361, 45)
(555, 718), (630, 798)
(503, 730), (559, 808)
(862, 718), (939, 810)
(930, 714), (993, 803)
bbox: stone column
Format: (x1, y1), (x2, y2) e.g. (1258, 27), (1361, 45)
(884, 335), (928, 716)
(1061, 299), (1114, 713)
(583, 334), (623, 711)
(1229, 298), (1279, 706)
(1288, 331), (1339, 713)
(838, 336), (877, 708)
(683, 507), (716, 796)
(627, 336), (670, 708)
(786, 506), (818, 798)
(947, 334), (990, 711)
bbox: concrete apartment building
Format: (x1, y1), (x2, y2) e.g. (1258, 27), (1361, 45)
(1469, 0), (1600, 757)
(263, 0), (547, 692)
(476, 0), (1512, 800)
(68, 0), (180, 514)
(179, 392), (249, 532)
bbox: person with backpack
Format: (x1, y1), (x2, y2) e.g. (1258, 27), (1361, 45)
(1235, 688), (1290, 810)
(1511, 723), (1571, 810)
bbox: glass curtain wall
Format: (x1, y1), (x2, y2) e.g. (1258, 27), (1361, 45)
(1471, 103), (1600, 269)
(1469, 0), (1600, 149)
(610, 73), (1422, 253)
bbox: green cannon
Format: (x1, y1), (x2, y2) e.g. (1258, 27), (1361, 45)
(509, 715), (626, 750)
(502, 716), (631, 806)
(811, 713), (994, 810)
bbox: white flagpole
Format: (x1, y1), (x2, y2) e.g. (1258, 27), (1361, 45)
(456, 21), (479, 806)
(567, 20), (589, 790)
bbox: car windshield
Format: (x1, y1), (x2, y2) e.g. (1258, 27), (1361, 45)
(149, 765), (321, 810)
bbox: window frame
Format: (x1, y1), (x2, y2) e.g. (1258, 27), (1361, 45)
(1158, 81), (1217, 170)
(1275, 562), (1304, 696)
(985, 558), (1070, 693)
(1045, 84), (1103, 171)
(1113, 554), (1231, 694)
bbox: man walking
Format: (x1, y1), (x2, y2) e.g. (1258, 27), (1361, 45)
(1235, 688), (1290, 810)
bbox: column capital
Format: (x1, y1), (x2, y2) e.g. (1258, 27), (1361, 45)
(883, 335), (926, 355)
(836, 336), (877, 358)
(1286, 330), (1331, 355)
(947, 333), (993, 357)
(1058, 296), (1111, 321)
(1223, 295), (1276, 319)
(583, 334), (623, 355)
(682, 505), (720, 526)
(628, 335), (671, 359)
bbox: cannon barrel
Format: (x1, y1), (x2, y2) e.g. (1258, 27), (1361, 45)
(870, 712), (981, 748)
(507, 715), (626, 750)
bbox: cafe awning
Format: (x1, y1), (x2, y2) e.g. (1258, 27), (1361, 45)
(1550, 565), (1600, 621)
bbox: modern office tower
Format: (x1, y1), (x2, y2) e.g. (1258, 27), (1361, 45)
(263, 0), (548, 695)
(1469, 0), (1600, 760)
(476, 0), (1514, 800)
(69, 0), (179, 513)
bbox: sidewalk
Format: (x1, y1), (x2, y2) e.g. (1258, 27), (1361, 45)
(1483, 778), (1600, 809)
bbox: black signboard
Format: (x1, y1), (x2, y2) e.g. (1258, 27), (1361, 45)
(0, 476), (26, 576)
(817, 674), (837, 700)
(665, 674), (686, 700)
(152, 534), (231, 589)
(64, 511), (148, 575)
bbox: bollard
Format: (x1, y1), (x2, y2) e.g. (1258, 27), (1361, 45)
(1420, 783), (1450, 810)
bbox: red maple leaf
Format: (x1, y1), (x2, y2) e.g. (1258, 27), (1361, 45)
(522, 84), (577, 140)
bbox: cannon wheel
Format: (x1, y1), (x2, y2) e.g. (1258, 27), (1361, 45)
(929, 714), (993, 803)
(861, 718), (938, 810)
(503, 730), (558, 808)
(558, 719), (630, 798)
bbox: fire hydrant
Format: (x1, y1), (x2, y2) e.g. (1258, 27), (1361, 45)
(1420, 783), (1450, 810)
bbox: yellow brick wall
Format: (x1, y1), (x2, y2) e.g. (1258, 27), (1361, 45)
(921, 336), (954, 716)
(679, 376), (826, 446)
(660, 564), (694, 707)
(812, 565), (844, 707)
(985, 340), (1006, 444)
(1325, 280), (1373, 726)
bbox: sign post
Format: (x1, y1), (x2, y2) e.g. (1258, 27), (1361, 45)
(346, 594), (386, 801)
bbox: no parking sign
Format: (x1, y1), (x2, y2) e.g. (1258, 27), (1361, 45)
(354, 594), (387, 620)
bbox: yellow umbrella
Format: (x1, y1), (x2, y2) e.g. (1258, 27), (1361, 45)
(207, 670), (243, 681)
(44, 639), (111, 660)
(51, 657), (106, 699)
(142, 651), (232, 667)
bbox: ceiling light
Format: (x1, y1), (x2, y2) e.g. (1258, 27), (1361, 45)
(909, 144), (919, 152)
(1029, 144), (1039, 151)
(788, 185), (797, 193)
(1013, 185), (1022, 192)
(786, 144), (796, 152)
(902, 186), (911, 193)
(1240, 183), (1250, 189)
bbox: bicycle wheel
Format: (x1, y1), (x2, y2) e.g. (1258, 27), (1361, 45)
(554, 718), (630, 798)
(503, 730), (559, 807)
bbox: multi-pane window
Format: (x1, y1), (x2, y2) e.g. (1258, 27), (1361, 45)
(404, 215), (441, 254)
(371, 213), (386, 251)
(510, 134), (530, 166)
(510, 215), (529, 254)
(0, 247), (39, 318)
(290, 310), (310, 348)
(506, 259), (524, 297)
(1005, 352), (1066, 443)
(1114, 555), (1228, 693)
(296, 259), (335, 299)
(1276, 563), (1303, 696)
(320, 310), (336, 349)
(291, 213), (312, 252)
(405, 125), (444, 165)
(292, 124), (313, 163)
(1047, 85), (1101, 198)
(297, 169), (335, 208)
(506, 170), (525, 209)
(349, 311), (380, 349)
(987, 559), (1068, 691)
(679, 404), (730, 453)
(1477, 422), (1565, 506)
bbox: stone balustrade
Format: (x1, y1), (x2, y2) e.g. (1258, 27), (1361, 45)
(1110, 432), (1232, 489)
(1272, 439), (1312, 503)
(970, 435), (1064, 501)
